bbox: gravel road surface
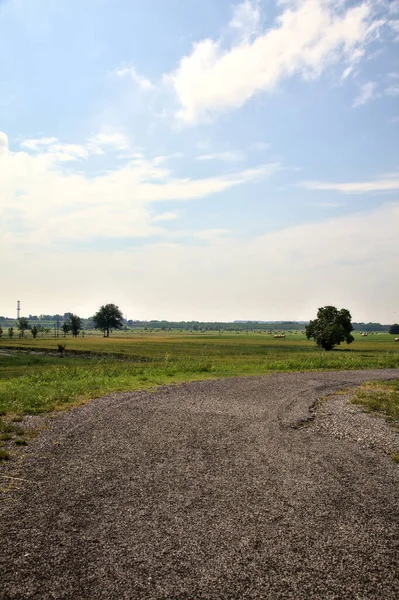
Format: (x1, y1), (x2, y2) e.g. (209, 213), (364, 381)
(1, 369), (398, 599)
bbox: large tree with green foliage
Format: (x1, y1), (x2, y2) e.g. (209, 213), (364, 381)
(93, 304), (124, 337)
(389, 323), (399, 335)
(305, 306), (354, 351)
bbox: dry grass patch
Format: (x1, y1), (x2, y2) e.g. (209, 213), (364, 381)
(351, 380), (399, 423)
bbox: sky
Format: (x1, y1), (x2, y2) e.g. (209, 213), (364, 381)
(0, 0), (398, 323)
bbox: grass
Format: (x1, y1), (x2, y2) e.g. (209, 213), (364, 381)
(351, 380), (399, 463)
(351, 380), (399, 422)
(0, 449), (10, 461)
(0, 333), (398, 458)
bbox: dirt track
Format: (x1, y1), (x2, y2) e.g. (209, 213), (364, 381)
(1, 369), (398, 599)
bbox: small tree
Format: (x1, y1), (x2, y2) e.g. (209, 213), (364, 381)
(93, 304), (124, 337)
(305, 306), (354, 351)
(8, 327), (14, 339)
(69, 314), (82, 338)
(62, 313), (82, 337)
(16, 317), (30, 338)
(31, 325), (39, 339)
(62, 321), (71, 337)
(389, 323), (399, 335)
(0, 325), (3, 338)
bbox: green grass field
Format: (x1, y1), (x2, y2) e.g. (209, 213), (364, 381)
(0, 332), (398, 459)
(1, 332), (398, 410)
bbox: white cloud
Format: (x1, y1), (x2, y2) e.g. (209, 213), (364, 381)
(341, 65), (354, 80)
(388, 18), (399, 39)
(302, 174), (399, 193)
(352, 81), (377, 106)
(152, 153), (184, 166)
(313, 201), (344, 209)
(18, 131), (130, 161)
(194, 228), (231, 240)
(0, 131), (8, 153)
(19, 137), (89, 161)
(196, 151), (245, 162)
(252, 141), (270, 151)
(385, 84), (399, 96)
(2, 202), (397, 322)
(387, 0), (399, 16)
(229, 0), (261, 39)
(86, 131), (131, 154)
(113, 65), (154, 90)
(20, 137), (58, 151)
(152, 212), (179, 222)
(164, 0), (381, 123)
(0, 130), (278, 246)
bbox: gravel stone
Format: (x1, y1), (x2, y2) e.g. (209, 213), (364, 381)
(0, 369), (398, 599)
(312, 391), (398, 457)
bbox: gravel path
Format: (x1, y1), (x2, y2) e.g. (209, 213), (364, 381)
(1, 369), (398, 600)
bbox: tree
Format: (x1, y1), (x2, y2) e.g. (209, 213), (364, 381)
(16, 317), (30, 338)
(62, 321), (71, 337)
(0, 325), (2, 338)
(93, 304), (124, 337)
(389, 323), (399, 335)
(305, 306), (354, 351)
(67, 314), (82, 338)
(31, 325), (39, 339)
(8, 327), (14, 339)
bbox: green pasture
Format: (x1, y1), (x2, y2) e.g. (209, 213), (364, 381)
(1, 332), (397, 459)
(0, 332), (398, 420)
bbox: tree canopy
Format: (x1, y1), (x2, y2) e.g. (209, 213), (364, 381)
(68, 314), (82, 338)
(16, 317), (30, 338)
(305, 306), (354, 351)
(92, 304), (124, 337)
(389, 323), (399, 335)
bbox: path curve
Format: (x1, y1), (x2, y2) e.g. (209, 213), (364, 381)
(1, 369), (398, 599)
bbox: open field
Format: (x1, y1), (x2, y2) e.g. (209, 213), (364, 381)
(0, 332), (398, 420)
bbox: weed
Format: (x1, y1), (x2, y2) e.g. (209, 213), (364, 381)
(0, 449), (10, 461)
(14, 439), (28, 446)
(352, 380), (399, 422)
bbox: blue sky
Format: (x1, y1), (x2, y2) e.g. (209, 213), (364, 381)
(1, 0), (398, 321)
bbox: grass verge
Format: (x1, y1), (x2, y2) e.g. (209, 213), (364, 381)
(351, 380), (399, 422)
(352, 380), (399, 463)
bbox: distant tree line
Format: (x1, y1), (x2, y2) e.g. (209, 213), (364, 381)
(0, 309), (396, 339)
